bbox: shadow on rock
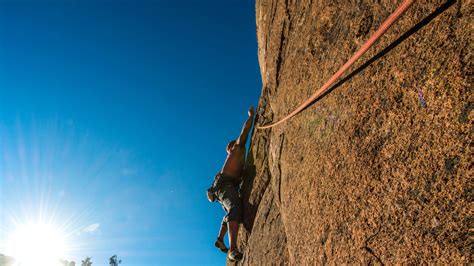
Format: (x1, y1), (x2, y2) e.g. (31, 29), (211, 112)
(241, 149), (258, 233)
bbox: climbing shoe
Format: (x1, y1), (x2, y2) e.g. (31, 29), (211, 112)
(227, 249), (243, 262)
(214, 238), (228, 253)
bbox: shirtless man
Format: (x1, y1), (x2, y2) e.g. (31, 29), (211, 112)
(207, 106), (254, 262)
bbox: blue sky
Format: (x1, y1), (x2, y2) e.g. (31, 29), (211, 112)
(0, 0), (260, 265)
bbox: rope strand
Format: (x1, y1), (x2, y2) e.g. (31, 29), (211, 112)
(257, 0), (414, 129)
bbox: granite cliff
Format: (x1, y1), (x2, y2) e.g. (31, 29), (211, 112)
(232, 1), (471, 264)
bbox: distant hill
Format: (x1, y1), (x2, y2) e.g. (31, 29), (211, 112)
(233, 1), (471, 264)
(0, 254), (16, 266)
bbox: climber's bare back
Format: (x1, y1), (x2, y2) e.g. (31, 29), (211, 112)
(222, 144), (246, 178)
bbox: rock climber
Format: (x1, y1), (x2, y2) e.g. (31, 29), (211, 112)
(207, 106), (255, 262)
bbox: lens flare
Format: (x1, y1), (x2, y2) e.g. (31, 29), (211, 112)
(6, 223), (69, 266)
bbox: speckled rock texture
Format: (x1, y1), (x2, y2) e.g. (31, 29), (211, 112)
(230, 1), (472, 265)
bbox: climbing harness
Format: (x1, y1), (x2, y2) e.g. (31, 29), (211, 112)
(257, 0), (414, 129)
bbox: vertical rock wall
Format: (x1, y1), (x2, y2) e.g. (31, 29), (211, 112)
(232, 1), (472, 265)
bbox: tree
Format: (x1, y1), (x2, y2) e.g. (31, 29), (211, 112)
(81, 257), (93, 266)
(0, 254), (16, 266)
(109, 255), (122, 266)
(60, 259), (76, 266)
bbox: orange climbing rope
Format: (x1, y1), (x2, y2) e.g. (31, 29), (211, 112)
(257, 0), (414, 129)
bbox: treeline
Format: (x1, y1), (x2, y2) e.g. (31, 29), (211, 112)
(0, 254), (121, 266)
(64, 255), (121, 266)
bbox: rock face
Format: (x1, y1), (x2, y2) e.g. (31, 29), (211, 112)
(234, 1), (471, 265)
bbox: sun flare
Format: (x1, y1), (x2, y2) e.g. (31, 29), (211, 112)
(6, 223), (69, 266)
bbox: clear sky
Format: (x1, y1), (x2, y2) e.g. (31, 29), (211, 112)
(0, 0), (260, 265)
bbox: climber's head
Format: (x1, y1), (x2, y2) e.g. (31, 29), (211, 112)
(226, 140), (236, 154)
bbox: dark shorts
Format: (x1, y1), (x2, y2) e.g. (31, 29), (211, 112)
(216, 183), (242, 224)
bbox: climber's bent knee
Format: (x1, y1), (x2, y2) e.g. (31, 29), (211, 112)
(218, 184), (243, 224)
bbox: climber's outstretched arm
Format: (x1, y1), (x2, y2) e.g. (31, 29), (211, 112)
(236, 107), (254, 146)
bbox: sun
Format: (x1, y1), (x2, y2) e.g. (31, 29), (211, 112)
(6, 223), (69, 266)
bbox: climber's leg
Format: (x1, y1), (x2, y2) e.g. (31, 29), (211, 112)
(215, 219), (229, 253)
(216, 184), (243, 260)
(218, 219), (227, 240)
(228, 220), (239, 250)
(227, 220), (243, 261)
